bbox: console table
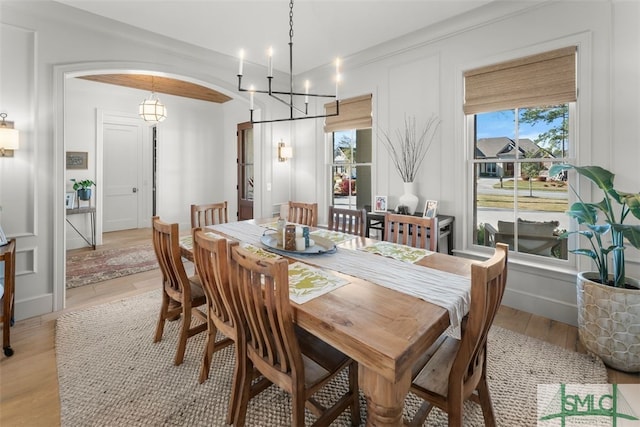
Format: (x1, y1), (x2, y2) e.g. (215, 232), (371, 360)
(66, 207), (96, 250)
(1, 239), (16, 357)
(366, 211), (455, 255)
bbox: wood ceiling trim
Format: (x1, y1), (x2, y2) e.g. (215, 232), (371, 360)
(77, 74), (233, 104)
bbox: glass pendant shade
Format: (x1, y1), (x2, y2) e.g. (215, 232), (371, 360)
(139, 93), (167, 122)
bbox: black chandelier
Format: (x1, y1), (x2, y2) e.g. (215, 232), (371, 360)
(236, 0), (340, 124)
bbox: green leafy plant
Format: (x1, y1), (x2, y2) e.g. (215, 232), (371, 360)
(549, 164), (640, 288)
(71, 179), (95, 191)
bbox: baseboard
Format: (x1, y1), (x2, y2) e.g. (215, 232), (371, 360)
(502, 287), (578, 326)
(14, 292), (53, 321)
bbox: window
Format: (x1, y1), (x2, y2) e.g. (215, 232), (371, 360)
(472, 106), (571, 260)
(325, 94), (373, 210)
(464, 47), (576, 260)
(330, 129), (372, 209)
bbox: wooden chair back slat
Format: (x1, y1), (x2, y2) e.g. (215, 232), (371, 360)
(191, 202), (229, 228)
(287, 201), (318, 227)
(328, 206), (367, 237)
(193, 229), (233, 325)
(152, 216), (191, 300)
(231, 246), (301, 376)
(384, 213), (438, 252)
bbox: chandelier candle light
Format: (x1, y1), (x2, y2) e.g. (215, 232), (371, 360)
(237, 0), (340, 124)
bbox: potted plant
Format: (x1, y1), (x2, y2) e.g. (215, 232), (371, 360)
(379, 115), (440, 214)
(71, 179), (95, 201)
(549, 164), (640, 372)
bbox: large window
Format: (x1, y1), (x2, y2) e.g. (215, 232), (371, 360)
(330, 129), (372, 210)
(465, 46), (576, 260)
(472, 106), (571, 260)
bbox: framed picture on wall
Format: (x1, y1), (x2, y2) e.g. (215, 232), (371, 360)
(65, 192), (76, 209)
(374, 195), (388, 212)
(66, 151), (88, 170)
(423, 200), (438, 218)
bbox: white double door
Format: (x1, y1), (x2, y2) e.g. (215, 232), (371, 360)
(100, 112), (151, 233)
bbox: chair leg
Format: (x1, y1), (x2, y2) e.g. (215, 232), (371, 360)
(291, 384), (306, 427)
(447, 389), (464, 427)
(198, 316), (216, 384)
(348, 362), (361, 425)
(233, 357), (254, 427)
(226, 342), (243, 425)
(154, 291), (170, 343)
(174, 302), (191, 366)
(477, 375), (496, 427)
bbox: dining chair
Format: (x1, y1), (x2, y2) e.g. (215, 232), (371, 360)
(192, 229), (271, 423)
(405, 243), (509, 427)
(327, 205), (367, 237)
(384, 212), (439, 252)
(151, 216), (207, 365)
(287, 201), (318, 227)
(190, 201), (229, 228)
(229, 244), (361, 427)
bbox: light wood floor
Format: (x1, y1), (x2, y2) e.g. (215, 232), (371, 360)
(1, 228), (638, 426)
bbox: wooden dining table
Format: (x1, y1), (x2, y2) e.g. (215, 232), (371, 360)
(182, 219), (475, 426)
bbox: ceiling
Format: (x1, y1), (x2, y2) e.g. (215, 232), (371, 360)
(56, 0), (493, 74)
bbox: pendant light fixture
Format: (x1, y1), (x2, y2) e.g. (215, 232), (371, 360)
(236, 0), (340, 124)
(139, 76), (167, 122)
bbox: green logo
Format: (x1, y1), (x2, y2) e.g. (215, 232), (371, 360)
(539, 384), (639, 426)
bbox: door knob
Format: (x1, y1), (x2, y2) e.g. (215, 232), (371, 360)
(132, 187), (137, 193)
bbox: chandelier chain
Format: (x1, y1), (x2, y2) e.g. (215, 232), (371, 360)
(289, 0), (294, 41)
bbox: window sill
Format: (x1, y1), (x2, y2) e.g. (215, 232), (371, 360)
(453, 248), (579, 282)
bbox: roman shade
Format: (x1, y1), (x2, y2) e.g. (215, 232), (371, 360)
(324, 94), (372, 132)
(463, 46), (577, 115)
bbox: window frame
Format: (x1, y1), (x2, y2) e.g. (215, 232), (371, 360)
(458, 35), (591, 271)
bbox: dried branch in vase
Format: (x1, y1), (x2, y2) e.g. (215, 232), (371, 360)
(379, 115), (440, 183)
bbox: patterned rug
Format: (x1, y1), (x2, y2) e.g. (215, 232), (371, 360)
(55, 291), (608, 426)
(66, 244), (158, 289)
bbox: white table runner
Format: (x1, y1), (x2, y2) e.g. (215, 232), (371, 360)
(209, 222), (470, 333)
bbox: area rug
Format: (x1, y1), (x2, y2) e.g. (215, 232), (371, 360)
(56, 291), (608, 426)
(66, 244), (158, 289)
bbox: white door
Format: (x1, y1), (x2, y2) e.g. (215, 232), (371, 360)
(103, 122), (143, 232)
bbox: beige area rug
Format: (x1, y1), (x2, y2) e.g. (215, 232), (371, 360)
(56, 291), (608, 426)
(66, 244), (158, 289)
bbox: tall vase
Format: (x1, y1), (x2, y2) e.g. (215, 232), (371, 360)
(398, 181), (419, 215)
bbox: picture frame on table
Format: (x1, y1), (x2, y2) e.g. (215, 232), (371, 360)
(423, 200), (438, 218)
(65, 192), (76, 209)
(374, 195), (387, 212)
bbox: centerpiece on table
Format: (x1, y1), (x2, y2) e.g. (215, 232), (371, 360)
(549, 163), (640, 372)
(380, 115), (440, 214)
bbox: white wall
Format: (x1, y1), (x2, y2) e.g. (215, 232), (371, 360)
(1, 0), (638, 325)
(294, 0), (640, 325)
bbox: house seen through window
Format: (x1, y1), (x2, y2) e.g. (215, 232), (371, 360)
(472, 106), (571, 260)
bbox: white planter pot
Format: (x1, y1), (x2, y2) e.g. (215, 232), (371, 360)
(398, 182), (419, 215)
(577, 272), (640, 372)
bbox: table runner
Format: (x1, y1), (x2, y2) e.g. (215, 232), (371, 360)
(208, 222), (470, 333)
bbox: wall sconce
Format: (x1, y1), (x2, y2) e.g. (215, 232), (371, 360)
(0, 113), (19, 157)
(278, 140), (293, 162)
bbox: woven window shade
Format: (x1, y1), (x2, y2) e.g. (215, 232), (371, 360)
(324, 94), (372, 132)
(464, 46), (577, 115)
